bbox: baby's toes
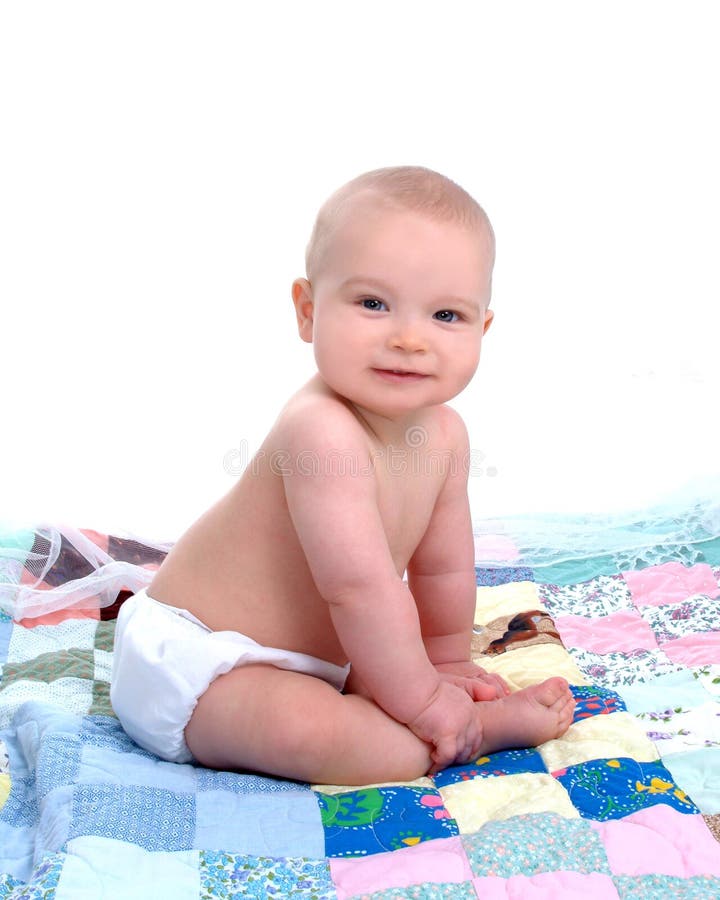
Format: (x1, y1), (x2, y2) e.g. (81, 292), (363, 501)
(556, 695), (576, 734)
(536, 676), (571, 708)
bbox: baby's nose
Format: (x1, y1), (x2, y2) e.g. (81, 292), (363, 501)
(388, 322), (428, 352)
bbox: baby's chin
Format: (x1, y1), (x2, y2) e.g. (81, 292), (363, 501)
(314, 367), (473, 422)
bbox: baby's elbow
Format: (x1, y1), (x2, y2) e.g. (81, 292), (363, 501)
(324, 574), (402, 610)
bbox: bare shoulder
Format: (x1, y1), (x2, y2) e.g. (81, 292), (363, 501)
(273, 386), (370, 453)
(425, 404), (470, 453)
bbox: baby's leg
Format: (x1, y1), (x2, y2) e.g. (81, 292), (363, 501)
(184, 664), (433, 785)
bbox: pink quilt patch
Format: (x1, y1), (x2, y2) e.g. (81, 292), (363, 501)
(662, 632), (720, 666)
(329, 835), (472, 898)
(554, 609), (659, 654)
(624, 562), (719, 607)
(590, 806), (720, 876)
(474, 534), (520, 562)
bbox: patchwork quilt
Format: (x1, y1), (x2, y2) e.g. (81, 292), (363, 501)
(1, 505), (720, 899)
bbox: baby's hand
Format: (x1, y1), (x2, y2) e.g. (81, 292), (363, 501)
(408, 681), (484, 773)
(435, 661), (509, 700)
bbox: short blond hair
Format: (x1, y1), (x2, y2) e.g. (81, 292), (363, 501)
(304, 165), (495, 283)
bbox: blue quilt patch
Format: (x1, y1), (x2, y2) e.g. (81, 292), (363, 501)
(475, 565), (534, 586)
(199, 851), (335, 899)
(69, 784), (196, 850)
(434, 747), (547, 788)
(317, 786), (458, 858)
(571, 684), (627, 723)
(554, 757), (699, 820)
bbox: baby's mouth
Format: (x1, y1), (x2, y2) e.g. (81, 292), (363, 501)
(372, 368), (429, 381)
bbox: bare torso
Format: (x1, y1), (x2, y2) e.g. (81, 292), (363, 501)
(148, 379), (452, 666)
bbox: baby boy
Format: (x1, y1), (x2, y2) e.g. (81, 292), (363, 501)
(111, 166), (574, 785)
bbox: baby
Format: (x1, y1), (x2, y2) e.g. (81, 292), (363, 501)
(111, 166), (574, 785)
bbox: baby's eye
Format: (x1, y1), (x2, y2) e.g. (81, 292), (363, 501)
(434, 309), (460, 323)
(361, 297), (387, 311)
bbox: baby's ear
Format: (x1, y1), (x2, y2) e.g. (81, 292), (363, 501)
(482, 307), (494, 335)
(291, 278), (314, 343)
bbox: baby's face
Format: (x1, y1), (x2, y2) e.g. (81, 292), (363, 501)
(294, 201), (494, 421)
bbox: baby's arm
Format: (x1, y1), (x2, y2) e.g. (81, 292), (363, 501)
(281, 404), (483, 767)
(408, 410), (507, 696)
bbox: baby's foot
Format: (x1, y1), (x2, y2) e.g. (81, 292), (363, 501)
(473, 677), (575, 757)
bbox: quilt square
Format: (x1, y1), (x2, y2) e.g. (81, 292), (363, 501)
(318, 786), (458, 858)
(475, 565), (534, 586)
(540, 712), (658, 772)
(93, 620), (115, 653)
(619, 669), (711, 716)
(694, 665), (720, 698)
(196, 790), (326, 858)
(538, 574), (633, 618)
(462, 812), (611, 877)
(90, 679), (114, 717)
(69, 784), (196, 851)
(553, 757), (698, 820)
(572, 685), (627, 721)
(5, 619), (98, 664)
(591, 805), (720, 877)
(663, 633), (720, 666)
(35, 732), (82, 800)
(0, 853), (64, 898)
(199, 851), (335, 900)
(1, 649), (95, 687)
(473, 582), (541, 627)
(663, 748), (720, 815)
(472, 610), (561, 658)
(569, 647), (684, 689)
(640, 596), (720, 644)
(439, 773), (577, 832)
(434, 748), (547, 788)
(555, 610), (658, 654)
(78, 744), (197, 794)
(329, 835), (473, 897)
(0, 775), (37, 827)
(624, 562), (719, 608)
(0, 678), (95, 730)
(636, 700), (720, 754)
(477, 643), (587, 690)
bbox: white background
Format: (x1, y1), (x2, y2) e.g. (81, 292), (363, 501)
(2, 1), (718, 542)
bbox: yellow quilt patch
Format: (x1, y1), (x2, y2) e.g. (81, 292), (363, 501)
(439, 772), (578, 832)
(540, 712), (660, 772)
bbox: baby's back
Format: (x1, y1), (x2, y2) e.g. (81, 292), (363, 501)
(148, 379), (452, 665)
(148, 433), (349, 665)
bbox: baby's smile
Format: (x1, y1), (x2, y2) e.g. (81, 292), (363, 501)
(372, 368), (430, 382)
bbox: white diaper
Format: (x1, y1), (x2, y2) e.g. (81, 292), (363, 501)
(110, 588), (351, 764)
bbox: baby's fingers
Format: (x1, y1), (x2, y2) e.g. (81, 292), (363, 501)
(488, 672), (511, 697)
(428, 735), (465, 775)
(463, 678), (502, 702)
(429, 727), (481, 775)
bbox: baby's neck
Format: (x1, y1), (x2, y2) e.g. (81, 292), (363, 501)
(347, 400), (431, 450)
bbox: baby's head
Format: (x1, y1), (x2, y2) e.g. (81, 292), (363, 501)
(293, 166), (496, 420)
(304, 166), (495, 289)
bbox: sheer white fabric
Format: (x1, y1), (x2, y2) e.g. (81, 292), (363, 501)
(0, 523), (172, 619)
